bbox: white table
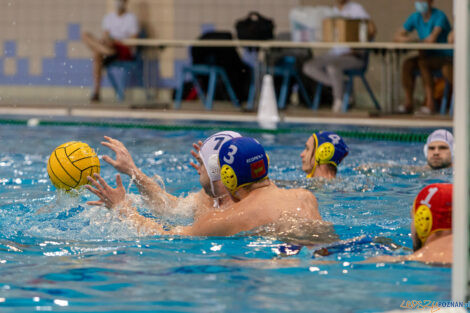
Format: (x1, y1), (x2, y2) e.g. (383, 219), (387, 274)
(124, 39), (453, 112)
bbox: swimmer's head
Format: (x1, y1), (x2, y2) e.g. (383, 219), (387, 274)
(300, 131), (349, 178)
(219, 137), (269, 196)
(424, 129), (453, 170)
(411, 183), (452, 251)
(199, 131), (241, 197)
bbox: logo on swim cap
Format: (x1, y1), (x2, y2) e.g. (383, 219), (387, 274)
(250, 159), (266, 179)
(218, 137), (268, 193)
(413, 183), (452, 244)
(199, 131), (241, 183)
(313, 131), (349, 166)
(423, 129), (454, 158)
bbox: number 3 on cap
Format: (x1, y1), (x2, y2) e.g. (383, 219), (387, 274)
(223, 145), (238, 164)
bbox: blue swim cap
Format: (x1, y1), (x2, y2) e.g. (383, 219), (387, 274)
(219, 137), (269, 193)
(314, 131), (349, 166)
(307, 131), (349, 178)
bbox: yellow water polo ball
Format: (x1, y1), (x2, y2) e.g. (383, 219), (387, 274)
(47, 141), (100, 190)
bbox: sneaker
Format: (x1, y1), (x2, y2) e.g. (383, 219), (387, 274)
(396, 104), (412, 114)
(332, 99), (343, 113)
(415, 106), (432, 115)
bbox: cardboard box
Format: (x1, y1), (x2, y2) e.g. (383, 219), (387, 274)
(322, 18), (361, 42)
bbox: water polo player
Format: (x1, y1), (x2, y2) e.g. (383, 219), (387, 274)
(87, 136), (326, 237)
(300, 131), (349, 179)
(368, 183), (452, 264)
(87, 131), (240, 218)
(424, 129), (453, 170)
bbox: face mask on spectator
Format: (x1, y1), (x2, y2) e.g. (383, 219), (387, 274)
(415, 1), (429, 13)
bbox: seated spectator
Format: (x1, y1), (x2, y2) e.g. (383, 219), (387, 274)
(303, 0), (376, 112)
(424, 129), (453, 170)
(82, 0), (139, 102)
(394, 0), (453, 114)
(300, 131), (349, 179)
(368, 183), (452, 264)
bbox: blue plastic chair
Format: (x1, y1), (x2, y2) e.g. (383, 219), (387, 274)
(312, 51), (381, 112)
(448, 92), (454, 116)
(270, 56), (312, 109)
(413, 69), (452, 115)
(105, 31), (149, 102)
(174, 64), (243, 110)
(175, 31), (255, 110)
(439, 77), (453, 116)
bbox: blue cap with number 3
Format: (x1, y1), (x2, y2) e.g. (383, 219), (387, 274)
(218, 137), (269, 193)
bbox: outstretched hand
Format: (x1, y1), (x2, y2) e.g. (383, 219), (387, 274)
(86, 173), (126, 209)
(190, 140), (204, 172)
(101, 136), (138, 176)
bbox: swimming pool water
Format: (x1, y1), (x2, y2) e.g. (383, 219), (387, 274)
(0, 122), (453, 312)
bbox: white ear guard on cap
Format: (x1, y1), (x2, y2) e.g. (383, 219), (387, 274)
(206, 154), (220, 181)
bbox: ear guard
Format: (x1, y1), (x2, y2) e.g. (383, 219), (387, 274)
(220, 164), (238, 192)
(414, 204), (433, 243)
(316, 142), (335, 164)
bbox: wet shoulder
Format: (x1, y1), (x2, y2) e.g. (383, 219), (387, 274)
(277, 188), (318, 207)
(289, 188), (317, 200)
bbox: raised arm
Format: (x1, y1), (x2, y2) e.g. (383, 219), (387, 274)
(86, 173), (193, 236)
(100, 136), (180, 211)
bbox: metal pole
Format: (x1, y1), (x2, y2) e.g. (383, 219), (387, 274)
(394, 50), (402, 110)
(452, 0), (470, 302)
(380, 49), (388, 112)
(386, 50), (393, 113)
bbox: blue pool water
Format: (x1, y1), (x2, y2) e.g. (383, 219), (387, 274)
(0, 122), (453, 312)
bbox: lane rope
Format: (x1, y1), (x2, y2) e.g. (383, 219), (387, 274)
(0, 118), (433, 142)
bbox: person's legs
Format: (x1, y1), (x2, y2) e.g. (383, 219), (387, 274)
(82, 32), (115, 55)
(82, 32), (116, 101)
(441, 58), (453, 85)
(417, 56), (436, 112)
(303, 55), (335, 86)
(92, 52), (104, 100)
(417, 55), (452, 113)
(401, 56), (418, 112)
(325, 55), (364, 112)
(304, 54), (364, 111)
(326, 55), (364, 100)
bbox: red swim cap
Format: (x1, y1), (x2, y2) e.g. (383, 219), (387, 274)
(413, 183), (452, 244)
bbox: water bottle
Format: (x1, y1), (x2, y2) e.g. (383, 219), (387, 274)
(359, 20), (368, 42)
